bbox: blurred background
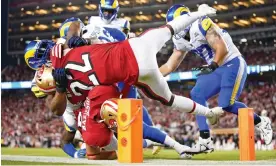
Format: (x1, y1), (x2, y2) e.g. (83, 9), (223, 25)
(1, 0), (276, 150)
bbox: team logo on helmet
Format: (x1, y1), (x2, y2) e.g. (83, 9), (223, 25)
(100, 98), (118, 132)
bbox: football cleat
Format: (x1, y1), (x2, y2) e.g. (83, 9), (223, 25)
(206, 107), (224, 125)
(185, 137), (214, 154)
(179, 145), (193, 159)
(256, 116), (273, 145)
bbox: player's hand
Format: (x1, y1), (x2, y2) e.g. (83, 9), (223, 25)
(192, 61), (219, 76)
(198, 4), (217, 17)
(68, 36), (88, 48)
(74, 148), (86, 158)
(52, 68), (68, 93)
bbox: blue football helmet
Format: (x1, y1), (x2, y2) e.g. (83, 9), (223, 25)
(99, 0), (119, 24)
(59, 17), (84, 38)
(166, 4), (191, 38)
(24, 40), (55, 70)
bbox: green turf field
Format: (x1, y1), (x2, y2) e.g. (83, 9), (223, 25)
(1, 148), (276, 165)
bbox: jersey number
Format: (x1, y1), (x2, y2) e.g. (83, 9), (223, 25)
(191, 44), (214, 59)
(65, 53), (99, 96)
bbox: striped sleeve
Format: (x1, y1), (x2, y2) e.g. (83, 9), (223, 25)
(50, 44), (63, 68)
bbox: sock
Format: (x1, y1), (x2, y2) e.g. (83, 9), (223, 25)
(191, 92), (210, 133)
(167, 11), (206, 34)
(62, 143), (77, 158)
(164, 136), (183, 154)
(223, 101), (261, 125)
(172, 95), (212, 116)
(200, 130), (210, 139)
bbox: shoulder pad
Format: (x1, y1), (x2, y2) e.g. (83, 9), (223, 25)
(198, 16), (213, 36)
(116, 18), (130, 30)
(88, 16), (100, 24)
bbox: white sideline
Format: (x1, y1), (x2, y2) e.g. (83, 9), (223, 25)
(1, 155), (276, 166)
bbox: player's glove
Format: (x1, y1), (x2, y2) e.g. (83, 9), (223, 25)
(74, 148), (86, 158)
(192, 61), (219, 76)
(198, 4), (217, 17)
(68, 36), (88, 48)
(52, 68), (68, 93)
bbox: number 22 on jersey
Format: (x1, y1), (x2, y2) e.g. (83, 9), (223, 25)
(65, 53), (100, 96)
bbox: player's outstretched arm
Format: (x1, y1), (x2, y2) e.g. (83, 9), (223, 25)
(63, 21), (83, 49)
(159, 49), (188, 77)
(49, 68), (68, 116)
(206, 25), (228, 65)
(49, 92), (67, 116)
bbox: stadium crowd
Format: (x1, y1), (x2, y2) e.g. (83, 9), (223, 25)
(1, 80), (276, 150)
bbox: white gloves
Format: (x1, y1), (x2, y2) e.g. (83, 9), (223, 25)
(198, 4), (217, 17)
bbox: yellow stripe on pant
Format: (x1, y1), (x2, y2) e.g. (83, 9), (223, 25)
(230, 57), (245, 105)
(118, 99), (143, 163)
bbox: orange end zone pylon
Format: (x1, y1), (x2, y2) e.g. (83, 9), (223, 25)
(238, 108), (255, 161)
(117, 99), (143, 163)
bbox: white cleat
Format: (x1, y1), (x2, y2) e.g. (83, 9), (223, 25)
(256, 116), (273, 145)
(179, 145), (193, 159)
(206, 107), (224, 125)
(198, 4), (217, 17)
(185, 137), (214, 155)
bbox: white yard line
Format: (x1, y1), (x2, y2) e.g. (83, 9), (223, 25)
(1, 155), (276, 166)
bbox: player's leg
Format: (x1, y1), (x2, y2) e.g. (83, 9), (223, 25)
(218, 56), (272, 145)
(136, 69), (223, 119)
(189, 73), (221, 153)
(142, 122), (191, 158)
(81, 98), (113, 148)
(63, 106), (78, 132)
(118, 82), (154, 126)
(118, 82), (138, 98)
(128, 11), (212, 77)
(103, 134), (118, 152)
(142, 106), (153, 126)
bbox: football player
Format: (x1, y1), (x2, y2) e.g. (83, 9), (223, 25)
(160, 4), (273, 154)
(24, 17), (88, 158)
(35, 65), (118, 159)
(88, 0), (131, 37)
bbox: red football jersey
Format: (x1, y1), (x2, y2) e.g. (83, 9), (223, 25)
(81, 85), (120, 147)
(50, 41), (139, 104)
